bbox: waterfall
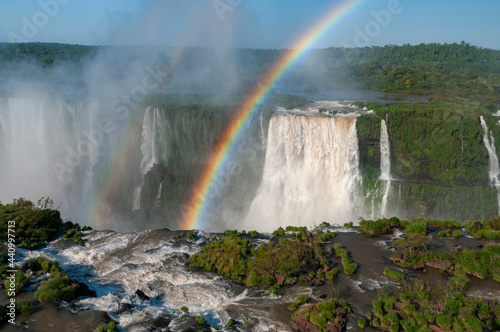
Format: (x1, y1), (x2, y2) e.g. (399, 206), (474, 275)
(140, 107), (169, 175)
(379, 119), (391, 216)
(0, 97), (136, 227)
(244, 114), (361, 231)
(480, 116), (500, 212)
(259, 109), (266, 149)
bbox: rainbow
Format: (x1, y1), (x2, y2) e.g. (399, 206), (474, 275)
(180, 0), (363, 230)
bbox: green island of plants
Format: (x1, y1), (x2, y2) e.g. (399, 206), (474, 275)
(0, 197), (92, 249)
(290, 299), (351, 332)
(188, 226), (343, 290)
(363, 279), (500, 331)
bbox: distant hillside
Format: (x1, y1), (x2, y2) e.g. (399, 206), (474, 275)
(0, 42), (499, 103)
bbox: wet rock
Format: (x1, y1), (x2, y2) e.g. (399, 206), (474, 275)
(319, 294), (327, 299)
(117, 303), (131, 314)
(21, 260), (41, 273)
(168, 314), (211, 332)
(135, 289), (150, 302)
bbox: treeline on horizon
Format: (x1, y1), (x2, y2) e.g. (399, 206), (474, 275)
(0, 41), (499, 103)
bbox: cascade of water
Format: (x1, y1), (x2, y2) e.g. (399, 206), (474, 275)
(244, 114), (361, 231)
(0, 97), (125, 225)
(140, 107), (169, 175)
(480, 116), (500, 212)
(259, 109), (266, 149)
(379, 119), (392, 216)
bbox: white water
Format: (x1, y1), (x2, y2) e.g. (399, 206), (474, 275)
(0, 98), (125, 224)
(379, 119), (392, 216)
(140, 107), (169, 174)
(22, 230), (293, 330)
(244, 113), (361, 231)
(480, 116), (500, 212)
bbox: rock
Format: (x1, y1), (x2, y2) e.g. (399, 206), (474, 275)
(413, 262), (426, 270)
(117, 303), (131, 314)
(325, 321), (343, 332)
(313, 278), (324, 286)
(304, 274), (314, 282)
(425, 258), (455, 273)
(292, 315), (319, 332)
(429, 324), (447, 332)
(276, 274), (286, 286)
(135, 289), (150, 302)
(394, 301), (406, 310)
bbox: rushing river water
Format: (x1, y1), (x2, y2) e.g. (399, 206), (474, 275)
(1, 226), (498, 331)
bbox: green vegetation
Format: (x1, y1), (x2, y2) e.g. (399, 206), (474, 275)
(96, 321), (118, 332)
(195, 316), (206, 325)
(358, 317), (366, 329)
(466, 219), (500, 239)
(367, 284), (498, 332)
(180, 306), (189, 313)
(188, 227), (336, 289)
(31, 257), (95, 303)
(357, 100), (500, 222)
(15, 301), (33, 316)
(243, 321), (251, 329)
(291, 299), (350, 332)
(359, 218), (391, 235)
(333, 244), (358, 275)
(0, 197), (63, 249)
(288, 295), (308, 311)
(384, 268), (404, 282)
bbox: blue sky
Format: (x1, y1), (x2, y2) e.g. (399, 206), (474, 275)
(0, 0), (499, 49)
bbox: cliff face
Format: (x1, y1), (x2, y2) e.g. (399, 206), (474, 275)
(356, 101), (499, 221)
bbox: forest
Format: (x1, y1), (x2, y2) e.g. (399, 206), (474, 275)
(0, 42), (498, 103)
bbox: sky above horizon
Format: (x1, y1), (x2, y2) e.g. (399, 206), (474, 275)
(0, 0), (499, 50)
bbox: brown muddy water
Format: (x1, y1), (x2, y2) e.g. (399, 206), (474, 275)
(0, 227), (498, 331)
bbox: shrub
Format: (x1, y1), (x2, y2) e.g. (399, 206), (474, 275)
(195, 316), (206, 325)
(388, 217), (401, 227)
(344, 222), (353, 227)
(6, 271), (32, 295)
(463, 316), (483, 332)
(272, 227), (285, 237)
(180, 306), (189, 313)
(384, 268), (404, 281)
(405, 221), (428, 234)
(96, 321), (118, 332)
(288, 295), (308, 311)
(35, 276), (75, 302)
(243, 321), (251, 328)
(436, 314), (453, 331)
(358, 317), (366, 329)
(225, 320), (234, 327)
(451, 230), (462, 238)
(15, 301), (33, 316)
(424, 310), (436, 323)
(325, 269), (337, 280)
(402, 304), (416, 317)
(359, 219), (391, 235)
(344, 261), (358, 275)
